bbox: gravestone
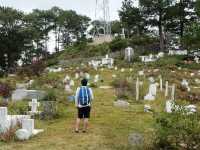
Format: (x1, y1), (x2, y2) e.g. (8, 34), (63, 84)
(114, 100), (130, 108)
(16, 119), (44, 140)
(69, 80), (75, 87)
(40, 101), (57, 120)
(128, 133), (144, 147)
(94, 75), (100, 83)
(165, 81), (169, 97)
(75, 73), (79, 79)
(194, 56), (199, 63)
(144, 77), (157, 101)
(159, 75), (163, 91)
(28, 99), (40, 114)
(144, 105), (152, 112)
(85, 73), (90, 80)
(125, 47), (134, 62)
(181, 79), (190, 92)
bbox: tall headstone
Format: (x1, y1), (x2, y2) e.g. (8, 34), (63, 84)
(165, 81), (169, 97)
(171, 84), (175, 101)
(29, 99), (40, 114)
(125, 47), (134, 62)
(159, 76), (163, 91)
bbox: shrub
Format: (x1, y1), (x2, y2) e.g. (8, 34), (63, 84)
(0, 82), (12, 98)
(154, 110), (200, 149)
(0, 126), (18, 142)
(17, 60), (46, 77)
(109, 37), (128, 52)
(41, 89), (57, 102)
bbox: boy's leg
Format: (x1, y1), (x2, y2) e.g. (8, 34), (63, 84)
(75, 118), (81, 132)
(83, 118), (89, 132)
(75, 107), (82, 132)
(83, 107), (91, 132)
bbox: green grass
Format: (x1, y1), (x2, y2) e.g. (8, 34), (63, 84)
(0, 60), (200, 150)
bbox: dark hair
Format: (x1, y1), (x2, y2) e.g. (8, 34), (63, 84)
(81, 78), (88, 86)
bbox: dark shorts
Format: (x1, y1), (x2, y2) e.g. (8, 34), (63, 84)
(78, 106), (91, 119)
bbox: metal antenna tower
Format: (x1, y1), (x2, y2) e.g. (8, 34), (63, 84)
(94, 0), (111, 36)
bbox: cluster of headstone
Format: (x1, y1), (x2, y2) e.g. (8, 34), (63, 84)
(139, 52), (164, 63)
(0, 107), (43, 140)
(168, 50), (188, 55)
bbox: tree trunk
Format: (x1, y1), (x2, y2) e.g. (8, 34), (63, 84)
(159, 13), (164, 51)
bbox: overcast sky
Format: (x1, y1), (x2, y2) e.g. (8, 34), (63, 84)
(1, 0), (126, 20)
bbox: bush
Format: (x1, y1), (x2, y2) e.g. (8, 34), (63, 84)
(41, 89), (57, 102)
(0, 126), (18, 142)
(109, 37), (128, 52)
(17, 60), (46, 77)
(154, 110), (200, 150)
(0, 82), (12, 98)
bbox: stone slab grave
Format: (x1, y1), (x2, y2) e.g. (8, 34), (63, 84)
(28, 99), (40, 115)
(47, 67), (63, 73)
(125, 47), (134, 62)
(99, 86), (113, 89)
(0, 107), (30, 133)
(12, 89), (46, 101)
(15, 119), (44, 140)
(144, 77), (157, 101)
(114, 100), (130, 108)
(168, 50), (188, 55)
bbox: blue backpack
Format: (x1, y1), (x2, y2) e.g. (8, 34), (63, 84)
(78, 86), (91, 106)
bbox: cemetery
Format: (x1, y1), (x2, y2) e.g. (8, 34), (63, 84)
(0, 0), (200, 150)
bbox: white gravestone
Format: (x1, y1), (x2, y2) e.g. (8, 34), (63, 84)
(159, 76), (163, 91)
(125, 47), (134, 62)
(144, 78), (157, 101)
(165, 81), (169, 97)
(181, 79), (190, 92)
(75, 73), (79, 79)
(94, 75), (100, 83)
(29, 99), (40, 114)
(69, 80), (75, 87)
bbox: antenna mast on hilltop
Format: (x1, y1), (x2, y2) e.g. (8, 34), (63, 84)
(94, 0), (111, 36)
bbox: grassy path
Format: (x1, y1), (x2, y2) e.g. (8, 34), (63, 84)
(0, 87), (154, 150)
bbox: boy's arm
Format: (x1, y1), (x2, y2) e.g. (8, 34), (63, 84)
(89, 88), (94, 100)
(75, 88), (80, 107)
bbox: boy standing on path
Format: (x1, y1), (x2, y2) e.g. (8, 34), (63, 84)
(75, 78), (94, 133)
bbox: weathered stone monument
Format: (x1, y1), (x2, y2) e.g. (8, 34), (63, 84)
(125, 47), (134, 62)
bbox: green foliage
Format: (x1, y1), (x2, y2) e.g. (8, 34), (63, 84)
(183, 23), (200, 49)
(109, 37), (128, 52)
(17, 61), (46, 77)
(154, 111), (200, 149)
(41, 89), (57, 102)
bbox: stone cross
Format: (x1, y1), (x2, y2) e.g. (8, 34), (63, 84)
(29, 99), (40, 113)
